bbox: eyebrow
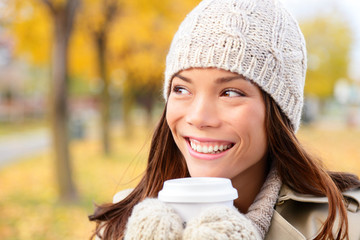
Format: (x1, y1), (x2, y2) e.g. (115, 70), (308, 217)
(174, 73), (246, 84)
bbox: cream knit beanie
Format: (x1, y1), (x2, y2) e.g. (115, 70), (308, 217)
(164, 0), (307, 131)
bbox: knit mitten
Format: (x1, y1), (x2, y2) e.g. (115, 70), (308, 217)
(124, 198), (183, 240)
(183, 205), (261, 240)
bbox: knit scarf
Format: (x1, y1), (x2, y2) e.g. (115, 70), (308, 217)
(245, 167), (282, 238)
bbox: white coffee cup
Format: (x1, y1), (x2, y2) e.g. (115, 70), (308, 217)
(158, 177), (238, 222)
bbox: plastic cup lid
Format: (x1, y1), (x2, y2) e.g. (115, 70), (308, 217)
(158, 177), (238, 203)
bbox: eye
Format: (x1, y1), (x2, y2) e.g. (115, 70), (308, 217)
(172, 86), (190, 95)
(221, 89), (245, 97)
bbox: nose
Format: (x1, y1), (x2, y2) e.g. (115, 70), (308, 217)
(185, 95), (221, 129)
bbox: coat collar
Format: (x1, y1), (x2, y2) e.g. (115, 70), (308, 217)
(265, 185), (309, 240)
(265, 185), (360, 239)
(265, 210), (306, 240)
(277, 185), (360, 212)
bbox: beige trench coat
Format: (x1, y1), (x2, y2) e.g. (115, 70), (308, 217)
(265, 185), (360, 240)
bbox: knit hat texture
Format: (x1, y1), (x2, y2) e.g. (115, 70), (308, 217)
(164, 0), (307, 131)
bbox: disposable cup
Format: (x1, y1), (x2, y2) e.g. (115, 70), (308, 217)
(158, 177), (238, 222)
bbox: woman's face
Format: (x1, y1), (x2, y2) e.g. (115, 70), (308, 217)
(166, 68), (268, 182)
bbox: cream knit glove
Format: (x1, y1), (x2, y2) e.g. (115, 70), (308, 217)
(183, 205), (262, 240)
(124, 198), (183, 240)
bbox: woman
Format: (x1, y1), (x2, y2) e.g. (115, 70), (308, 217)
(89, 0), (360, 239)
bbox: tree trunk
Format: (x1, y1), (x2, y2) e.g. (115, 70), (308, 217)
(45, 0), (79, 202)
(137, 86), (156, 129)
(123, 91), (134, 138)
(96, 33), (111, 156)
(143, 94), (154, 129)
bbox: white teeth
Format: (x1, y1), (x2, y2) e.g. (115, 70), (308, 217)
(189, 140), (232, 154)
(202, 146), (207, 153)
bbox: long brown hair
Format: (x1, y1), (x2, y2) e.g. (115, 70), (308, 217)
(89, 92), (360, 240)
(263, 93), (360, 240)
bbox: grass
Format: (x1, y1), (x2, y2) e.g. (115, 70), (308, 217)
(297, 126), (360, 175)
(0, 119), (47, 137)
(0, 125), (359, 239)
(0, 125), (152, 240)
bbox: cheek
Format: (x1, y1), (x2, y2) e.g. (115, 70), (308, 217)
(166, 99), (181, 132)
(249, 105), (266, 134)
(232, 103), (265, 129)
(166, 100), (187, 157)
(247, 105), (267, 153)
(232, 104), (267, 149)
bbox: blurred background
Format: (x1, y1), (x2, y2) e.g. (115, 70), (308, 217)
(0, 0), (359, 239)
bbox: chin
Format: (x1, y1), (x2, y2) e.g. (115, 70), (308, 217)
(189, 169), (226, 178)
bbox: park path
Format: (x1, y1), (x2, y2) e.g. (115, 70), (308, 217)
(0, 129), (51, 168)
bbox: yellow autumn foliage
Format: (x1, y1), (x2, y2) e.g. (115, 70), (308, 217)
(6, 0), (200, 89)
(7, 0), (52, 65)
(301, 13), (353, 98)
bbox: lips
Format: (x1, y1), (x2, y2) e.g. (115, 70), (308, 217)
(185, 137), (234, 158)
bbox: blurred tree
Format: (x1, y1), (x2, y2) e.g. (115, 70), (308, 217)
(301, 12), (353, 99)
(5, 0), (79, 201)
(40, 0), (80, 202)
(78, 0), (122, 156)
(5, 0), (199, 162)
(71, 0), (200, 135)
(108, 0), (201, 128)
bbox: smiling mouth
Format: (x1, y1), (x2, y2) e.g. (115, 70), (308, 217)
(186, 138), (234, 154)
